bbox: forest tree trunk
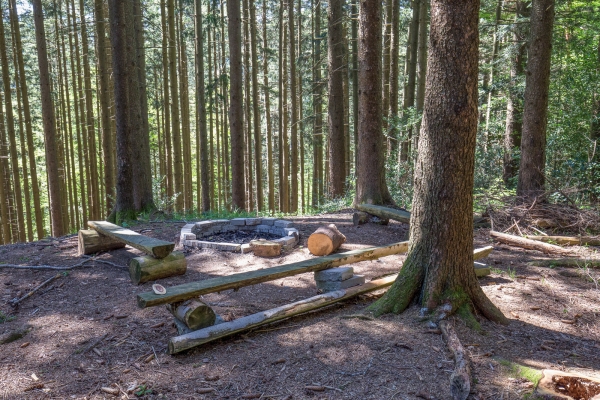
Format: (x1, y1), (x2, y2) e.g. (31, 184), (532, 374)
(517, 0), (555, 198)
(369, 0), (508, 326)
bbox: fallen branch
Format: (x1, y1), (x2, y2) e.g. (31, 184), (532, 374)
(490, 231), (576, 256)
(528, 258), (600, 268)
(10, 274), (62, 307)
(525, 235), (600, 246)
(0, 257), (126, 271)
(440, 320), (471, 400)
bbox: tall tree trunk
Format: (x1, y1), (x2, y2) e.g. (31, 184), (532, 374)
(0, 85), (11, 243)
(95, 0), (115, 216)
(32, 0), (64, 237)
(387, 0), (400, 151)
(517, 0), (555, 198)
(355, 0), (393, 206)
(220, 3), (230, 208)
(288, 0), (298, 212)
(414, 0), (428, 150)
(400, 0), (420, 161)
(133, 0), (155, 212)
(195, 0), (210, 212)
(351, 0), (358, 175)
(312, 0), (323, 208)
(503, 1), (527, 185)
(9, 0), (44, 238)
(278, 5), (284, 212)
(262, 0), (275, 212)
(483, 0), (503, 151)
(370, 0), (507, 327)
(178, 6), (193, 211)
(249, 0), (263, 211)
(381, 0), (392, 139)
(161, 0), (173, 203)
(79, 0), (100, 220)
(228, 0), (246, 210)
(0, 7), (26, 241)
(281, 19), (290, 213)
(242, 0), (253, 210)
(328, 0), (346, 198)
(168, 0), (183, 210)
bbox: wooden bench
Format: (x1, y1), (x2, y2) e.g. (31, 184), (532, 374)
(79, 221), (186, 284)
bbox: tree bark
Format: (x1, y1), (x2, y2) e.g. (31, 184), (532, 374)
(32, 0), (64, 237)
(195, 0), (210, 212)
(289, 0), (298, 212)
(250, 0), (263, 211)
(228, 0), (246, 210)
(263, 0), (275, 212)
(168, 0), (183, 210)
(414, 0), (428, 150)
(369, 0), (508, 326)
(355, 0), (394, 205)
(517, 0), (555, 198)
(327, 0), (346, 198)
(312, 0), (324, 208)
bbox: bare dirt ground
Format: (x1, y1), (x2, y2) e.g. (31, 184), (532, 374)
(0, 211), (599, 399)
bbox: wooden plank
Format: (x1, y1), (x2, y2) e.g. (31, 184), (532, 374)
(168, 274), (399, 354)
(355, 204), (411, 224)
(137, 241), (410, 308)
(87, 221), (174, 259)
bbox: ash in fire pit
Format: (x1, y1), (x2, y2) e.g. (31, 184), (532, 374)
(179, 217), (299, 253)
(204, 230), (283, 244)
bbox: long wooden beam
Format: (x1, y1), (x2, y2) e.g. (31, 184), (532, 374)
(168, 274), (399, 354)
(88, 221), (174, 259)
(137, 241), (409, 308)
(355, 204), (411, 224)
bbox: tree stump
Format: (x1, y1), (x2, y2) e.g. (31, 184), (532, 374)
(307, 224), (346, 256)
(249, 239), (282, 257)
(78, 229), (125, 255)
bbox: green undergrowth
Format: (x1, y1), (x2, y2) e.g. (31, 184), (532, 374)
(495, 357), (543, 388)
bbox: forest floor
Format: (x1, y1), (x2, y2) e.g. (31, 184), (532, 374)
(0, 210), (599, 399)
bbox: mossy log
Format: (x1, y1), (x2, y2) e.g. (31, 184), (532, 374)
(355, 204), (411, 224)
(78, 229), (126, 255)
(525, 235), (600, 246)
(490, 231), (576, 256)
(88, 220), (174, 258)
(166, 299), (216, 330)
(138, 241), (410, 308)
(307, 224), (347, 256)
(129, 251), (187, 285)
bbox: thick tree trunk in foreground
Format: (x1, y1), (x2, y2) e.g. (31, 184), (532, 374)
(369, 0), (507, 326)
(517, 0), (555, 198)
(355, 0), (393, 205)
(228, 0), (246, 210)
(32, 0), (64, 237)
(327, 0), (346, 198)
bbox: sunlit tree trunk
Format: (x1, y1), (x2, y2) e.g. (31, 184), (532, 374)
(195, 0), (210, 212)
(242, 0), (253, 210)
(161, 0), (173, 202)
(248, 0), (263, 211)
(311, 0), (323, 208)
(288, 0), (298, 212)
(263, 0), (275, 212)
(414, 0), (428, 151)
(0, 86), (12, 243)
(400, 0), (420, 161)
(33, 0), (64, 237)
(168, 0), (183, 210)
(517, 0), (555, 198)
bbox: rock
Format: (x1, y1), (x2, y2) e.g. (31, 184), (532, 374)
(250, 239), (282, 257)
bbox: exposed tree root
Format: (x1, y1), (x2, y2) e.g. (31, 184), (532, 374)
(367, 257), (423, 316)
(440, 320), (471, 400)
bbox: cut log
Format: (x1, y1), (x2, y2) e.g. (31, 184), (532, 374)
(440, 320), (471, 400)
(166, 299), (216, 330)
(137, 241), (410, 308)
(525, 235), (600, 246)
(352, 211), (369, 226)
(168, 274), (399, 354)
(128, 251), (187, 285)
(355, 204), (411, 224)
(528, 258), (600, 268)
(490, 231), (576, 256)
(87, 221), (174, 259)
(78, 229), (125, 255)
(307, 224), (347, 256)
(249, 239), (282, 257)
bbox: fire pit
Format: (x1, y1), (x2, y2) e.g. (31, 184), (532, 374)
(179, 218), (299, 253)
(537, 369), (600, 400)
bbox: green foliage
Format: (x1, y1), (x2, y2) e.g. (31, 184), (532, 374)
(496, 357), (543, 387)
(0, 310), (16, 324)
(134, 384), (153, 397)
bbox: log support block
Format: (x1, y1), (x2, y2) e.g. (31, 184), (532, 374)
(78, 229), (125, 255)
(316, 275), (365, 292)
(129, 251), (187, 285)
(166, 299), (216, 330)
(88, 220), (175, 258)
(474, 262), (491, 278)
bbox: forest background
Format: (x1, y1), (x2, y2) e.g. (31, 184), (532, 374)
(0, 0), (598, 243)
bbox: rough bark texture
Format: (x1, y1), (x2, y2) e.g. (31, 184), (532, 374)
(32, 0), (64, 237)
(195, 0), (210, 212)
(327, 0), (346, 198)
(517, 0), (555, 198)
(369, 0), (507, 325)
(355, 0), (393, 205)
(228, 0), (246, 210)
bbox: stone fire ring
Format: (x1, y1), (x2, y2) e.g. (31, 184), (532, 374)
(179, 217), (299, 253)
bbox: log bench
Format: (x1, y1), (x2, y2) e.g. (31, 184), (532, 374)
(137, 241), (494, 354)
(79, 221), (186, 285)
